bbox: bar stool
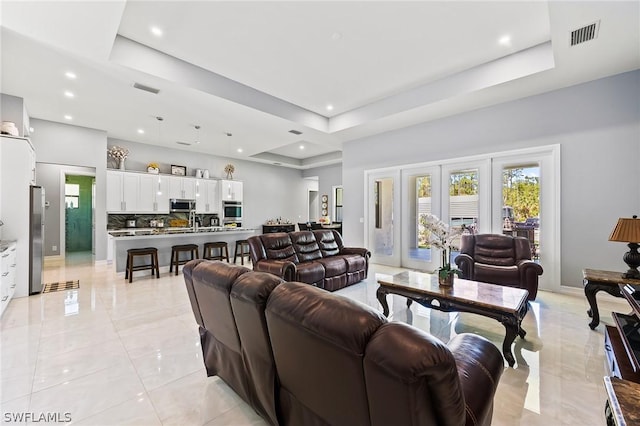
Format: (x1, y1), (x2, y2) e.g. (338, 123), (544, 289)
(234, 239), (251, 265)
(203, 242), (229, 262)
(126, 247), (160, 283)
(170, 244), (199, 275)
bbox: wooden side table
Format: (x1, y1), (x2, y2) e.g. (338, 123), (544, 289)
(584, 269), (640, 329)
(604, 376), (640, 425)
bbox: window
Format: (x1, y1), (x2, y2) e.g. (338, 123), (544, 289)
(65, 183), (80, 209)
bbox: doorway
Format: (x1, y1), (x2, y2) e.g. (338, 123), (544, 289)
(63, 174), (94, 255)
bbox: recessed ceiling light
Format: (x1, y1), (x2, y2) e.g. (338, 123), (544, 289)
(237, 148), (243, 153)
(299, 145), (305, 150)
(65, 71), (76, 79)
(64, 91), (74, 98)
(150, 26), (163, 37)
(29, 127), (34, 133)
(64, 115), (72, 120)
(326, 105), (334, 111)
(137, 129), (145, 134)
(498, 35), (511, 46)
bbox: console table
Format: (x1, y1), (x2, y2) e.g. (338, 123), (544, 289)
(262, 224), (295, 234)
(604, 376), (640, 425)
(583, 269), (640, 329)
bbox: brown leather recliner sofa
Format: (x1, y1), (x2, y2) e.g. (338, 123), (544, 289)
(184, 260), (505, 426)
(454, 233), (543, 300)
(247, 229), (370, 291)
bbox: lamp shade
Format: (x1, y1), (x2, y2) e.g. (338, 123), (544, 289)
(609, 216), (640, 243)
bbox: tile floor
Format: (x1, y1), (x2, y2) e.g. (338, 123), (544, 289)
(0, 252), (629, 425)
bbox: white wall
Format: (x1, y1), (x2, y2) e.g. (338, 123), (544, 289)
(342, 70), (640, 288)
(303, 163), (342, 222)
(29, 119), (108, 260)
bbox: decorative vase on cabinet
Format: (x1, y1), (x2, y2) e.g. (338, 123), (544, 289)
(119, 159), (126, 170)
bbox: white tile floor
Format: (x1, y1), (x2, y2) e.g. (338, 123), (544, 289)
(0, 252), (629, 425)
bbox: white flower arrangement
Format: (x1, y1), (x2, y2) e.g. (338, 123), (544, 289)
(107, 146), (129, 160)
(419, 213), (462, 278)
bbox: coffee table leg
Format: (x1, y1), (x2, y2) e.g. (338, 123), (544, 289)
(376, 287), (390, 317)
(584, 282), (601, 330)
(502, 324), (518, 367)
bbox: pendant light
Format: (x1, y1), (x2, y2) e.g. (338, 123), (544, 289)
(156, 116), (163, 195)
(194, 125), (201, 144)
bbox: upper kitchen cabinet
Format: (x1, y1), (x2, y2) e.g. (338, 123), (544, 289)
(195, 179), (220, 214)
(168, 175), (197, 200)
(106, 171), (168, 213)
(221, 180), (243, 202)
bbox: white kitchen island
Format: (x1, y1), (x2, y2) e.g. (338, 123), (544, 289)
(109, 226), (256, 274)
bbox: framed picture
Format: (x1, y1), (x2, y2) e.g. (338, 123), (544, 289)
(171, 165), (186, 176)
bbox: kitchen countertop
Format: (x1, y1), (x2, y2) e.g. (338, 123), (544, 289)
(108, 227), (255, 238)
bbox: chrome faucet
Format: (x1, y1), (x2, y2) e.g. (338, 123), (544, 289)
(188, 210), (197, 229)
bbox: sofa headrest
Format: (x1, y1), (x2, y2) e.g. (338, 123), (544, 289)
(266, 281), (386, 353)
(313, 229), (341, 257)
(258, 232), (297, 262)
(290, 231), (322, 262)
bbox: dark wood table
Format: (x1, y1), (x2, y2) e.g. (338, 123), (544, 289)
(376, 271), (529, 367)
(604, 376), (640, 425)
(583, 269), (640, 330)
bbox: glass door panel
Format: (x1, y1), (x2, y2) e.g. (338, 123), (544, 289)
(401, 166), (440, 271)
(502, 164), (540, 260)
(367, 170), (400, 266)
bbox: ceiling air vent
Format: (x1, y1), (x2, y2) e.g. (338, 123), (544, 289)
(570, 21), (600, 46)
(133, 82), (160, 94)
(288, 129), (303, 135)
(176, 141), (191, 146)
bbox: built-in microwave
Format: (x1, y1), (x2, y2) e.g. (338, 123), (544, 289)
(223, 201), (242, 222)
(170, 199), (195, 213)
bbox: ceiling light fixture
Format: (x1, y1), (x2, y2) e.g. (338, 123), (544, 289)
(150, 26), (163, 37)
(225, 132), (232, 137)
(299, 145), (305, 150)
(237, 148), (243, 153)
(326, 105), (334, 111)
(194, 125), (201, 144)
(64, 91), (74, 98)
(65, 71), (76, 79)
(64, 115), (72, 120)
(137, 129), (145, 134)
(498, 35), (512, 46)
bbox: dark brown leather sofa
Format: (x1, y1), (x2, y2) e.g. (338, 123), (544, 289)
(184, 260), (505, 426)
(247, 229), (370, 291)
(454, 233), (543, 300)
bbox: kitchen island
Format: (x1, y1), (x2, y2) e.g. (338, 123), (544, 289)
(108, 226), (256, 274)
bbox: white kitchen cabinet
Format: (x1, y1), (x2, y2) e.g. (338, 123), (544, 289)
(106, 170), (169, 213)
(1, 242), (17, 316)
(138, 174), (169, 213)
(195, 179), (220, 213)
(168, 176), (197, 200)
(220, 180), (243, 202)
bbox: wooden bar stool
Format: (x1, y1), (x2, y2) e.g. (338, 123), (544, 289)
(126, 247), (160, 283)
(170, 244), (199, 275)
(203, 242), (229, 262)
(234, 239), (251, 265)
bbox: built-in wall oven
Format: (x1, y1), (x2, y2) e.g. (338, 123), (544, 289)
(222, 201), (242, 225)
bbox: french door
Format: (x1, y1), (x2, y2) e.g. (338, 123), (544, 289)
(367, 170), (401, 266)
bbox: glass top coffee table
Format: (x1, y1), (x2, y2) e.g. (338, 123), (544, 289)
(377, 271), (529, 367)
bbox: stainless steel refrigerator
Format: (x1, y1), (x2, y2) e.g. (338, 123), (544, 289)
(29, 185), (45, 294)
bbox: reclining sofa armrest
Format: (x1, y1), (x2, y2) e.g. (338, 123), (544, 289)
(454, 253), (474, 279)
(341, 247), (371, 259)
(516, 259), (543, 275)
(447, 334), (504, 426)
(253, 259), (296, 281)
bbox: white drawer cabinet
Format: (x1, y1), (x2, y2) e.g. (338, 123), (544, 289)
(106, 170), (169, 213)
(1, 241), (17, 316)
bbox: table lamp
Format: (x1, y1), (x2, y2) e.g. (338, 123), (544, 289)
(609, 215), (640, 279)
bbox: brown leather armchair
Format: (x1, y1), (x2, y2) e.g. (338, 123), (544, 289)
(454, 233), (543, 300)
